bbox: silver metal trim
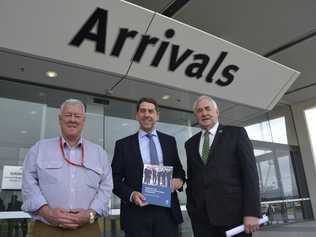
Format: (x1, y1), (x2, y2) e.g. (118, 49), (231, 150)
(0, 198), (311, 220)
(0, 211), (31, 219)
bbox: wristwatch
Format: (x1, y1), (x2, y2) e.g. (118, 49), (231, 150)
(89, 210), (96, 224)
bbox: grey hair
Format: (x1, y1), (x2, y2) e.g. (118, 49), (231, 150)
(59, 99), (86, 114)
(193, 95), (218, 113)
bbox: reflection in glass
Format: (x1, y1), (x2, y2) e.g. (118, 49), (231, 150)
(259, 159), (280, 198)
(246, 117), (288, 144)
(305, 107), (316, 163)
(278, 155), (298, 197)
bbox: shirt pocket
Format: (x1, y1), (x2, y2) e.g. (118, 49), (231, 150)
(37, 160), (64, 185)
(84, 163), (102, 190)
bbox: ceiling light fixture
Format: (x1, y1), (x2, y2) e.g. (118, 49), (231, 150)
(162, 95), (171, 100)
(46, 70), (58, 78)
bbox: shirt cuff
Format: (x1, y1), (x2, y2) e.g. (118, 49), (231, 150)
(21, 196), (47, 213)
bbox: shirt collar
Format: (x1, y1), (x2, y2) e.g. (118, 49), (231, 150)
(139, 129), (158, 139)
(202, 122), (219, 136)
(61, 136), (83, 148)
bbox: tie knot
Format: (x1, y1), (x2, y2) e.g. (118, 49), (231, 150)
(146, 133), (153, 139)
(204, 130), (210, 137)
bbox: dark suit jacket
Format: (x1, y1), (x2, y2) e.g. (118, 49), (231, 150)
(185, 125), (260, 226)
(112, 131), (185, 232)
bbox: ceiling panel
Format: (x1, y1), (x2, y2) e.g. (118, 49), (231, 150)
(175, 0), (316, 54)
(221, 105), (264, 126)
(111, 77), (235, 112)
(270, 37), (316, 101)
(0, 50), (122, 96)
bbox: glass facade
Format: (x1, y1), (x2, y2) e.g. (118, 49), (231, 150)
(305, 107), (316, 166)
(244, 106), (313, 224)
(0, 78), (313, 236)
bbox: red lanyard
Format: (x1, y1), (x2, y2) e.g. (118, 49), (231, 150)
(59, 137), (84, 167)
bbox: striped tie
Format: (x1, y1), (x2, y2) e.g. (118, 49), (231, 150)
(202, 131), (210, 164)
(146, 133), (159, 165)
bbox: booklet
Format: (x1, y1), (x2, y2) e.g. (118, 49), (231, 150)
(141, 164), (173, 208)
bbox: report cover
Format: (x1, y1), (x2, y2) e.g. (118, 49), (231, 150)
(142, 164), (173, 208)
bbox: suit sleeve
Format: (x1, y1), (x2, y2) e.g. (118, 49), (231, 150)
(111, 140), (134, 203)
(184, 141), (193, 203)
(171, 137), (185, 184)
(237, 127), (261, 217)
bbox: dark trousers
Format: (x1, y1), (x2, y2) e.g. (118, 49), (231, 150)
(125, 206), (178, 237)
(191, 220), (252, 237)
(189, 202), (251, 237)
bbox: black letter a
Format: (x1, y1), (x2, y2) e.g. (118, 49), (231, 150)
(69, 8), (108, 53)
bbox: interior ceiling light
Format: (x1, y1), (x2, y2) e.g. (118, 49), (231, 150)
(46, 70), (58, 78)
(162, 95), (171, 100)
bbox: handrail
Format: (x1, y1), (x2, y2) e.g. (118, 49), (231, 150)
(261, 197), (310, 205)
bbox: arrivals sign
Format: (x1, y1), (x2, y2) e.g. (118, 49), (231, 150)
(0, 0), (300, 109)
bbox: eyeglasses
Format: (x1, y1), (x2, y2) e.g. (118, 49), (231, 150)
(62, 113), (85, 120)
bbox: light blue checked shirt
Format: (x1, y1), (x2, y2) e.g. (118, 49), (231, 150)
(21, 136), (113, 222)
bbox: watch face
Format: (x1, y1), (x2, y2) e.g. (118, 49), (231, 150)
(89, 211), (96, 224)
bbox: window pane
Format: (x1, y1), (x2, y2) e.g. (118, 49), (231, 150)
(278, 155), (298, 197)
(305, 107), (316, 161)
(245, 117), (288, 144)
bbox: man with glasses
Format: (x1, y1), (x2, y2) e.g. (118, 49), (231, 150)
(21, 99), (113, 237)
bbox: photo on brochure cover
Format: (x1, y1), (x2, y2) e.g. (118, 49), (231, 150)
(142, 164), (173, 207)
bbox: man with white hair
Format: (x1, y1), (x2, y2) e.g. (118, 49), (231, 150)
(185, 95), (260, 237)
(22, 99), (113, 237)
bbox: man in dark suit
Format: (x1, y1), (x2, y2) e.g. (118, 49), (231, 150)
(185, 95), (261, 237)
(112, 97), (185, 237)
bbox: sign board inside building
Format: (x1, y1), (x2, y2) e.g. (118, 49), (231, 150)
(1, 166), (23, 190)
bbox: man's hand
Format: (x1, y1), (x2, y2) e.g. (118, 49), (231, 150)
(171, 178), (183, 192)
(131, 191), (148, 207)
(68, 208), (91, 226)
(38, 205), (79, 229)
(244, 216), (260, 234)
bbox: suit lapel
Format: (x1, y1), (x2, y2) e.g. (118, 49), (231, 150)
(131, 132), (144, 170)
(193, 132), (202, 158)
(190, 132), (204, 165)
(157, 131), (167, 165)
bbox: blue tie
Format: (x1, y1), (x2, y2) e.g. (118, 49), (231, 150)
(146, 134), (159, 165)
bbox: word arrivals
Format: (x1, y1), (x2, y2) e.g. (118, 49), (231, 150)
(69, 8), (240, 87)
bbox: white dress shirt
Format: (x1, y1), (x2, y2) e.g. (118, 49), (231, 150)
(199, 122), (219, 157)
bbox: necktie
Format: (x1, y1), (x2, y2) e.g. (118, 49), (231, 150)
(202, 131), (210, 164)
(146, 134), (159, 165)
